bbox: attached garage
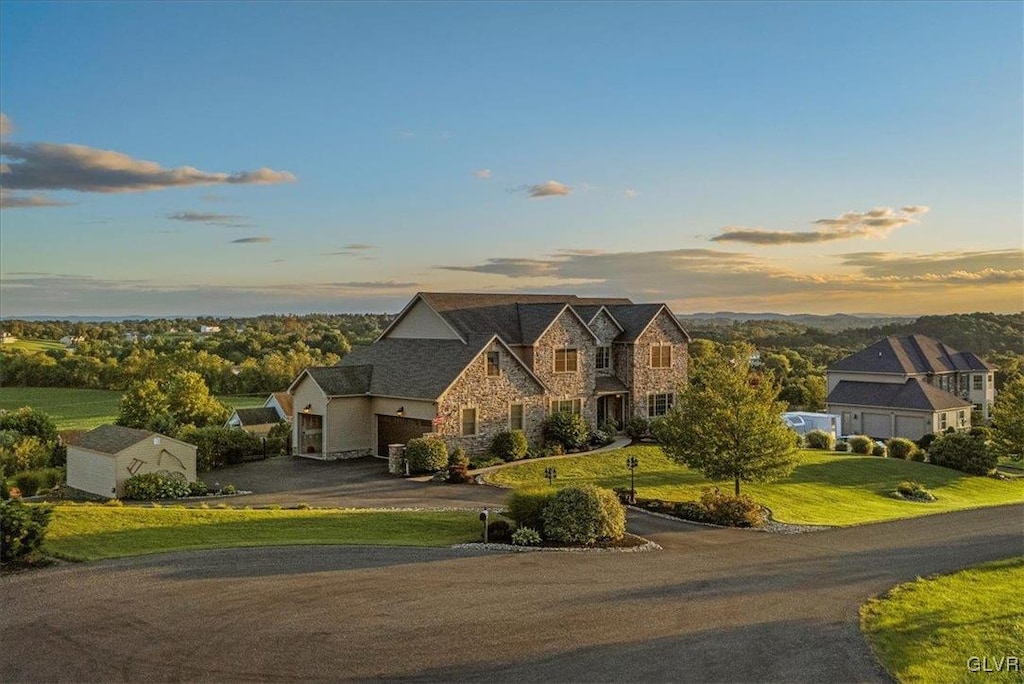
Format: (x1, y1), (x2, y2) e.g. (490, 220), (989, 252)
(894, 415), (928, 442)
(376, 415), (433, 457)
(861, 413), (892, 440)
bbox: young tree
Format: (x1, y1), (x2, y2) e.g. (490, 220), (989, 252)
(117, 379), (169, 430)
(991, 375), (1024, 462)
(165, 371), (229, 428)
(656, 343), (798, 495)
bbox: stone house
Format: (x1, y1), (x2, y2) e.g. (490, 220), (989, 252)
(288, 292), (690, 458)
(67, 424), (197, 498)
(825, 334), (995, 441)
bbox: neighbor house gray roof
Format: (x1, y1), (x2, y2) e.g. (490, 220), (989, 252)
(268, 391), (293, 418)
(233, 407), (283, 426)
(72, 424), (155, 455)
(828, 334), (996, 375)
(827, 379), (972, 412)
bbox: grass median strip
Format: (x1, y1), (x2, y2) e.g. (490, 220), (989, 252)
(487, 446), (1024, 526)
(860, 556), (1024, 683)
(44, 506), (483, 561)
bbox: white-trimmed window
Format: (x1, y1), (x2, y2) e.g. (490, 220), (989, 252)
(509, 403), (524, 431)
(650, 344), (672, 369)
(939, 412), (948, 431)
(461, 408), (477, 436)
(486, 351), (501, 377)
(550, 398), (582, 415)
(595, 345), (611, 371)
(958, 410), (966, 427)
(554, 348), (578, 373)
(647, 393), (674, 417)
(973, 374), (983, 390)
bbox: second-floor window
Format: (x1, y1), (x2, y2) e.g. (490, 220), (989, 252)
(650, 344), (672, 368)
(554, 348), (578, 373)
(551, 398), (582, 415)
(509, 403), (524, 431)
(486, 351), (501, 377)
(648, 393), (674, 417)
(973, 374), (983, 390)
(595, 346), (610, 371)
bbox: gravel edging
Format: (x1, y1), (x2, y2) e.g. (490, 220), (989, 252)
(626, 504), (831, 535)
(452, 534), (661, 553)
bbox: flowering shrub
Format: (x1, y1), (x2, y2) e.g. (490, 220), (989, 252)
(123, 472), (191, 500)
(511, 526), (542, 546)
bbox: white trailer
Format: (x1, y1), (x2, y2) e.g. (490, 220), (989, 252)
(783, 412), (842, 438)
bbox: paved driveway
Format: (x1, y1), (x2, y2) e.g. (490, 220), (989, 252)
(2, 503), (1021, 682)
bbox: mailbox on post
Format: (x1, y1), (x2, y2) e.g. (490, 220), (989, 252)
(480, 508), (489, 542)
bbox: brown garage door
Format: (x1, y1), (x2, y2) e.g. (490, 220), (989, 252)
(862, 413), (892, 439)
(895, 415), (927, 442)
(376, 415), (433, 457)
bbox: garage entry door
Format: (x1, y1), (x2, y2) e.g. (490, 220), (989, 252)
(894, 415), (927, 442)
(376, 415), (433, 457)
(862, 413), (892, 440)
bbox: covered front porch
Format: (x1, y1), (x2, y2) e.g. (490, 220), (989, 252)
(595, 376), (629, 430)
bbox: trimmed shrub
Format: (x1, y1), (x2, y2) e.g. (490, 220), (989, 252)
(511, 526), (542, 546)
(220, 483), (237, 495)
(886, 438), (918, 461)
(188, 480), (209, 496)
(896, 480), (935, 501)
(916, 433), (938, 451)
(506, 489), (556, 535)
(835, 441), (850, 452)
(489, 430), (529, 462)
(447, 448), (474, 484)
(927, 432), (997, 476)
(486, 519), (513, 543)
(449, 447), (469, 468)
(673, 501), (708, 523)
(104, 498), (124, 506)
(542, 412), (590, 452)
(698, 487), (764, 527)
(909, 450), (927, 462)
(265, 422), (291, 456)
(123, 472), (191, 500)
(625, 416), (649, 442)
(12, 471), (44, 497)
(805, 429), (834, 450)
(848, 435), (873, 455)
(0, 499), (53, 563)
(541, 484), (626, 544)
(871, 443), (886, 457)
(404, 437), (449, 474)
(968, 426), (993, 440)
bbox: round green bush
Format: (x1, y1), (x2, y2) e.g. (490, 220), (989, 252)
(405, 437), (449, 474)
(542, 412), (590, 451)
(486, 519), (513, 543)
(835, 441), (850, 452)
(12, 471), (44, 497)
(489, 430), (528, 462)
(871, 443), (886, 457)
(909, 450), (927, 462)
(506, 489), (555, 534)
(448, 447), (469, 469)
(886, 438), (918, 460)
(927, 432), (997, 475)
(0, 499), (53, 563)
(697, 487), (764, 527)
(511, 526), (542, 546)
(124, 472), (191, 500)
(188, 480), (209, 496)
(541, 484), (626, 544)
(804, 429), (834, 450)
(916, 433), (938, 451)
(625, 416), (649, 442)
(848, 435), (873, 455)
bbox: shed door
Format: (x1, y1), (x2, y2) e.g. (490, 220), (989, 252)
(376, 415), (433, 457)
(862, 413), (892, 439)
(894, 415), (927, 442)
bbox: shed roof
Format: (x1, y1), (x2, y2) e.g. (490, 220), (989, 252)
(71, 424), (157, 455)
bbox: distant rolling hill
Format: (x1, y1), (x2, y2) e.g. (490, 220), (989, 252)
(676, 312), (915, 331)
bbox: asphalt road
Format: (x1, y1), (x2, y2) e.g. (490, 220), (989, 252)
(2, 503), (1022, 682)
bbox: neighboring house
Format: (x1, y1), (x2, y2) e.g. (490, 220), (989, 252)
(289, 292), (690, 458)
(60, 335), (84, 346)
(67, 424), (197, 499)
(225, 392), (293, 436)
(198, 325), (221, 334)
(0, 332), (17, 344)
(825, 334), (995, 441)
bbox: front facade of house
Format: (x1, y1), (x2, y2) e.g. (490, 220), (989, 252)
(825, 334), (994, 441)
(289, 292), (690, 458)
(67, 424), (197, 498)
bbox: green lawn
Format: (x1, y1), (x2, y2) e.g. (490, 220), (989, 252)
(0, 387), (267, 430)
(861, 557), (1024, 683)
(3, 338), (66, 353)
(44, 505), (482, 561)
(486, 446), (1024, 526)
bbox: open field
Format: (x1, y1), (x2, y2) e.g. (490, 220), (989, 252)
(0, 387), (266, 430)
(43, 505), (482, 561)
(861, 556), (1024, 683)
(487, 446), (1024, 526)
(2, 338), (66, 352)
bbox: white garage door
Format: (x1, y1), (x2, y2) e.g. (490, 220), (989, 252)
(895, 415), (927, 442)
(862, 413), (892, 439)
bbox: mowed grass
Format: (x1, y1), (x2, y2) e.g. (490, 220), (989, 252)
(3, 338), (66, 352)
(0, 387), (267, 430)
(44, 505), (482, 561)
(861, 557), (1024, 683)
(486, 446), (1024, 526)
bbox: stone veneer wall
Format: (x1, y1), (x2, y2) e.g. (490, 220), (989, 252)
(588, 309), (622, 378)
(629, 311), (689, 418)
(532, 310), (598, 427)
(435, 340), (547, 455)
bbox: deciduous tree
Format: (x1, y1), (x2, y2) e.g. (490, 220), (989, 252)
(991, 376), (1024, 462)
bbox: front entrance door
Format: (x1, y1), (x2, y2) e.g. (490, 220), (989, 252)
(597, 395), (624, 429)
(376, 415), (434, 457)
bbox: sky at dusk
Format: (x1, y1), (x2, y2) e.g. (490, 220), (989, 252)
(1, 1), (1021, 317)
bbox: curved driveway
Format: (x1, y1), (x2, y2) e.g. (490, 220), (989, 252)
(2, 503), (1022, 682)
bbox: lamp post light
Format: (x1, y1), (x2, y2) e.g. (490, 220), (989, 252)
(544, 466), (557, 487)
(626, 456), (639, 503)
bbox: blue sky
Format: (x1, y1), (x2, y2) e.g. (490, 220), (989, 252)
(1, 1), (1021, 316)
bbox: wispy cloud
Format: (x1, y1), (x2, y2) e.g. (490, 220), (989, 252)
(167, 211), (249, 226)
(230, 236), (273, 244)
(2, 141), (296, 194)
(512, 180), (572, 199)
(342, 243), (373, 250)
(711, 206), (929, 245)
(0, 112), (12, 137)
(322, 243), (376, 256)
(475, 169), (492, 179)
(0, 188), (72, 208)
(624, 188), (638, 199)
(838, 249), (1024, 279)
(327, 280), (418, 289)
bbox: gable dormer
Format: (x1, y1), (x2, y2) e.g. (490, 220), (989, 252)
(379, 295), (463, 341)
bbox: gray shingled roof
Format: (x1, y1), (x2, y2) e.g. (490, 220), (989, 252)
(828, 334), (996, 374)
(73, 424), (154, 454)
(605, 303), (681, 342)
(233, 407), (283, 426)
(269, 391), (293, 418)
(827, 379), (972, 411)
(305, 365), (373, 396)
(595, 376), (629, 394)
